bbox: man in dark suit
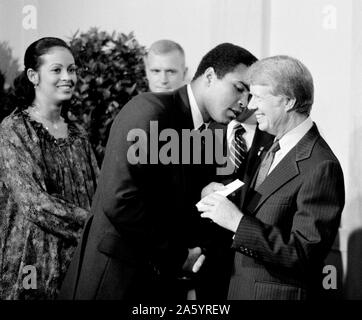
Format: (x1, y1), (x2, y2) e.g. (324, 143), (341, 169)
(198, 55), (345, 300)
(59, 43), (258, 300)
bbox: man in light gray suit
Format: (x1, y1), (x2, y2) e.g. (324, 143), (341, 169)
(198, 55), (345, 300)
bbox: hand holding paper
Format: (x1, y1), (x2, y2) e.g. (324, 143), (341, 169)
(197, 179), (244, 210)
(197, 179), (244, 232)
(214, 179), (244, 197)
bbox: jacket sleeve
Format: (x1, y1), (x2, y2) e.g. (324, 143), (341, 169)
(232, 160), (345, 274)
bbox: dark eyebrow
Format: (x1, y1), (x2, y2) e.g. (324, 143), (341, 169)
(238, 81), (250, 91)
(50, 63), (76, 67)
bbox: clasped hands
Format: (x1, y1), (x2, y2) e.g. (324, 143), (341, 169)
(182, 247), (205, 274)
(182, 182), (243, 274)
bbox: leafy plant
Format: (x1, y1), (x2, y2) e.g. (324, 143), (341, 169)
(0, 70), (13, 122)
(68, 28), (148, 164)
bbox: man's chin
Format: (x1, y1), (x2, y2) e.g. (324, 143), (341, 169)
(257, 122), (269, 132)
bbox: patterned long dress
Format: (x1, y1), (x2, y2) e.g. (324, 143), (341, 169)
(0, 110), (99, 299)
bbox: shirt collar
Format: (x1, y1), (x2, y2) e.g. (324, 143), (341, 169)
(187, 84), (204, 130)
(278, 116), (313, 155)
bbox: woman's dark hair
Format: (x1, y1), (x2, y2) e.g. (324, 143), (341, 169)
(12, 37), (74, 109)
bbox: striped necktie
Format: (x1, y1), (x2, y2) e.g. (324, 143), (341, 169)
(230, 124), (247, 174)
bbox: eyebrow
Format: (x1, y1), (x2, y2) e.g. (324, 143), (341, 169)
(49, 63), (76, 67)
(238, 81), (250, 90)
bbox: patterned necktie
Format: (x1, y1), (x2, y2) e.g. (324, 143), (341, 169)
(230, 124), (248, 174)
(254, 139), (280, 189)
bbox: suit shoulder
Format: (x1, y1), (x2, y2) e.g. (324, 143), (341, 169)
(117, 92), (174, 121)
(312, 135), (340, 164)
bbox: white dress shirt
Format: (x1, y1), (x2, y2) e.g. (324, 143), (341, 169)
(187, 84), (205, 130)
(268, 117), (314, 174)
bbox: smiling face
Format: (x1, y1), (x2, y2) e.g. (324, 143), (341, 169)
(31, 46), (77, 105)
(204, 63), (250, 124)
(145, 50), (186, 92)
(248, 84), (291, 137)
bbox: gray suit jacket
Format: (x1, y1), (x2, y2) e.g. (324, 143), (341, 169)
(228, 124), (345, 300)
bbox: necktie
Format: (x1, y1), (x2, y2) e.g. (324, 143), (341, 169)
(254, 139), (280, 189)
(230, 124), (247, 174)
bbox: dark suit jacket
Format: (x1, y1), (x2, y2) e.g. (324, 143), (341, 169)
(196, 122), (274, 300)
(228, 124), (345, 300)
(59, 86), (206, 300)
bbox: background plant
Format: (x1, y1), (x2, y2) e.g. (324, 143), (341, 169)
(68, 28), (148, 164)
(0, 70), (13, 122)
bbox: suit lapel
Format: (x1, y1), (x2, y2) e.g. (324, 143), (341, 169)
(247, 124), (320, 214)
(175, 85), (194, 130)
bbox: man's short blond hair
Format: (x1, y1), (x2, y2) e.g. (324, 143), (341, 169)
(147, 39), (185, 59)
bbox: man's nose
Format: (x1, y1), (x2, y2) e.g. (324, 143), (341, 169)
(237, 92), (250, 109)
(160, 71), (169, 83)
(247, 96), (257, 110)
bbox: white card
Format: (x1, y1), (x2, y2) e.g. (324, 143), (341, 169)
(196, 179), (244, 210)
(215, 179), (244, 197)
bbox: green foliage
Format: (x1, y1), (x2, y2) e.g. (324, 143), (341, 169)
(68, 28), (148, 164)
(0, 70), (12, 122)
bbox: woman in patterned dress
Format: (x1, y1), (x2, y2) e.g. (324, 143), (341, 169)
(0, 37), (99, 299)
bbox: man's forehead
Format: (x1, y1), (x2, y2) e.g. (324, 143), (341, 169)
(250, 84), (273, 94)
(147, 51), (185, 67)
(149, 50), (183, 60)
(225, 64), (249, 82)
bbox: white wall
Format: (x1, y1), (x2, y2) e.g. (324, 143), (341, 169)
(0, 0), (264, 81)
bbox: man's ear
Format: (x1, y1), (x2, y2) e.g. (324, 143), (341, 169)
(204, 67), (216, 86)
(27, 68), (39, 87)
(285, 97), (297, 112)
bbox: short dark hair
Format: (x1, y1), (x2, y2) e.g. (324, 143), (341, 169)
(193, 43), (257, 80)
